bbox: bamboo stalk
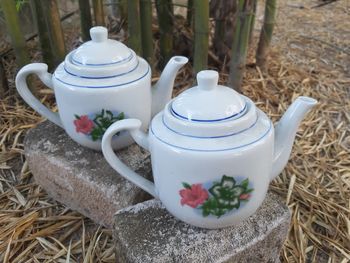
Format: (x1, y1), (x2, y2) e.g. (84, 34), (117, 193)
(193, 0), (209, 74)
(256, 0), (277, 69)
(214, 20), (225, 48)
(110, 0), (118, 17)
(30, 0), (55, 70)
(78, 0), (93, 41)
(111, 0), (127, 20)
(229, 0), (254, 91)
(186, 0), (193, 26)
(0, 0), (30, 67)
(92, 0), (105, 26)
(155, 0), (174, 68)
(249, 0), (258, 44)
(211, 0), (236, 60)
(140, 0), (154, 65)
(127, 0), (142, 55)
(1, 9), (77, 58)
(44, 0), (66, 68)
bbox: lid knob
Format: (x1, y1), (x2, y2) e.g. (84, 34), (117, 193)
(197, 70), (219, 91)
(90, 26), (108, 43)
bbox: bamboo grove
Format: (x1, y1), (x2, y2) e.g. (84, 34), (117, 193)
(1, 0), (277, 93)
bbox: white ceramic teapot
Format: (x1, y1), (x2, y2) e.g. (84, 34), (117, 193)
(102, 70), (317, 229)
(15, 26), (188, 150)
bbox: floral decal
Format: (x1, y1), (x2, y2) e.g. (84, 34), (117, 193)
(180, 184), (209, 208)
(74, 115), (94, 134)
(180, 175), (253, 218)
(74, 109), (124, 141)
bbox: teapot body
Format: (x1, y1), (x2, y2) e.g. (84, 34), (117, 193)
(16, 27), (187, 150)
(148, 110), (274, 228)
(101, 70), (316, 229)
(52, 59), (151, 150)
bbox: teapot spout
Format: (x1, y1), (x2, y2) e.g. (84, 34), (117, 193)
(271, 96), (317, 181)
(151, 56), (188, 117)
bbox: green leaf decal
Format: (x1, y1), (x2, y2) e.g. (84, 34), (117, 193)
(182, 182), (191, 189)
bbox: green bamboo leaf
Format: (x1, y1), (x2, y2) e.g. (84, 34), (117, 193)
(15, 0), (27, 11)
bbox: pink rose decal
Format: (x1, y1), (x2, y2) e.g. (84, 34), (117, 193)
(74, 115), (94, 134)
(180, 184), (209, 208)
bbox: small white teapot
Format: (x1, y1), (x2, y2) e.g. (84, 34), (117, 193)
(15, 26), (188, 150)
(102, 70), (317, 229)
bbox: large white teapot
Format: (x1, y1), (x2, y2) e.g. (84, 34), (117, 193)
(15, 26), (188, 150)
(102, 70), (317, 229)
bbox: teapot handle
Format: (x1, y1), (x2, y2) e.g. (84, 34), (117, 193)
(102, 119), (158, 198)
(15, 63), (63, 128)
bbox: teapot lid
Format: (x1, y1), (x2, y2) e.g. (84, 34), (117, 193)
(63, 27), (140, 78)
(72, 27), (131, 66)
(160, 70), (261, 138)
(171, 70), (246, 122)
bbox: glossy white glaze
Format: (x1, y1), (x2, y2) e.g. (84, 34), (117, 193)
(15, 26), (188, 150)
(102, 70), (317, 229)
(171, 71), (246, 122)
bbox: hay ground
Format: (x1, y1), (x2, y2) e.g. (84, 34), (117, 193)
(0, 0), (349, 262)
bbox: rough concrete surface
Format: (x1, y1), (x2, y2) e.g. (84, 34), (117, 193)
(24, 121), (152, 227)
(114, 192), (290, 263)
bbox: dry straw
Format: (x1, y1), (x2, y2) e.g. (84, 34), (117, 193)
(0, 0), (349, 262)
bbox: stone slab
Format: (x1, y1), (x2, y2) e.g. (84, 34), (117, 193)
(24, 121), (152, 228)
(114, 192), (290, 263)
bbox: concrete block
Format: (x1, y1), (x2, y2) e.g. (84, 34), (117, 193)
(114, 192), (290, 263)
(24, 121), (152, 227)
